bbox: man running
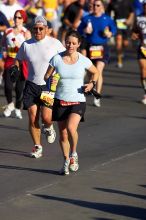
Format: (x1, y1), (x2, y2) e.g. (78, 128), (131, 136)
(15, 16), (65, 158)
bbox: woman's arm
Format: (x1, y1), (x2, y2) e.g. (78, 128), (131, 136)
(84, 64), (99, 93)
(44, 64), (55, 82)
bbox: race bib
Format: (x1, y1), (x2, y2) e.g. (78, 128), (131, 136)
(89, 46), (104, 59)
(116, 19), (127, 30)
(40, 91), (54, 106)
(141, 46), (146, 57)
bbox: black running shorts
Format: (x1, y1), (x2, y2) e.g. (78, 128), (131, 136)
(52, 99), (86, 122)
(23, 81), (52, 110)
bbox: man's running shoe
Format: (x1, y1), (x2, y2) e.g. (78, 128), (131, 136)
(30, 145), (42, 158)
(15, 108), (22, 119)
(93, 98), (101, 107)
(142, 95), (146, 105)
(59, 159), (70, 175)
(44, 124), (56, 144)
(69, 154), (79, 172)
(3, 102), (15, 117)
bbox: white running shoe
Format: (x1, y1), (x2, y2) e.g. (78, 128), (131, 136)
(30, 145), (42, 158)
(93, 98), (101, 107)
(69, 154), (79, 172)
(15, 108), (22, 119)
(3, 102), (15, 117)
(44, 124), (56, 144)
(142, 95), (146, 105)
(117, 62), (123, 68)
(59, 159), (70, 175)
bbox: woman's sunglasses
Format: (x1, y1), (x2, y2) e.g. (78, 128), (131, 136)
(14, 16), (23, 20)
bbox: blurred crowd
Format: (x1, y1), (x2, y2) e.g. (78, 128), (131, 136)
(0, 0), (146, 101)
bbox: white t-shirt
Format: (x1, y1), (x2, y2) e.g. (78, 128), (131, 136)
(50, 52), (92, 102)
(16, 36), (65, 85)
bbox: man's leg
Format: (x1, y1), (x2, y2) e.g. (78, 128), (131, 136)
(28, 104), (43, 158)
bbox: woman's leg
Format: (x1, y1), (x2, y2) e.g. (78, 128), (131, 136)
(3, 68), (13, 104)
(58, 120), (70, 160)
(67, 113), (81, 155)
(15, 77), (25, 109)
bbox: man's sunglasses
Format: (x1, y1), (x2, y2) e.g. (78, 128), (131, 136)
(33, 27), (45, 31)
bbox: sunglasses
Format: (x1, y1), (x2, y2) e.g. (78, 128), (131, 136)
(14, 16), (23, 19)
(33, 27), (45, 31)
(93, 4), (102, 7)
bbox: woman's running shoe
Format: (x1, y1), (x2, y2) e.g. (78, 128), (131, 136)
(30, 145), (42, 158)
(69, 154), (79, 172)
(3, 102), (15, 117)
(141, 95), (146, 105)
(59, 159), (70, 175)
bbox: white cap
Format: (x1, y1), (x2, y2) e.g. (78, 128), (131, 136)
(34, 16), (47, 26)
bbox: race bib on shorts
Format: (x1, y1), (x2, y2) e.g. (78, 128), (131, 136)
(40, 91), (54, 106)
(89, 46), (104, 59)
(116, 19), (127, 30)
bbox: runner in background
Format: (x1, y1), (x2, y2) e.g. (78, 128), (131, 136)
(78, 0), (117, 107)
(131, 1), (146, 104)
(107, 0), (134, 68)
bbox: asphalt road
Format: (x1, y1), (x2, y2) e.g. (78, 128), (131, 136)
(0, 46), (146, 220)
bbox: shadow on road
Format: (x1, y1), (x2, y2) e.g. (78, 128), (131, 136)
(32, 194), (146, 219)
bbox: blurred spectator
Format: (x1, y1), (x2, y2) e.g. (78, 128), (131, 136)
(41, 0), (60, 38)
(2, 10), (31, 119)
(60, 0), (86, 44)
(0, 0), (22, 27)
(133, 0), (144, 16)
(0, 11), (10, 85)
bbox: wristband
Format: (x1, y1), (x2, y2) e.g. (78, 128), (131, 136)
(90, 80), (96, 87)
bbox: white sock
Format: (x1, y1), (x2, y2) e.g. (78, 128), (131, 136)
(71, 152), (77, 157)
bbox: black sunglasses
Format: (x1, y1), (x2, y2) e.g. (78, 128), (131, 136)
(14, 16), (23, 19)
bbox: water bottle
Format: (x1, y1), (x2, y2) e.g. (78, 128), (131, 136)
(86, 19), (93, 34)
(50, 73), (60, 92)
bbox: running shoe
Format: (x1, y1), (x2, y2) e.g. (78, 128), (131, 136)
(117, 62), (123, 68)
(59, 159), (70, 175)
(15, 108), (22, 119)
(3, 102), (15, 117)
(142, 95), (146, 105)
(69, 154), (79, 172)
(44, 124), (56, 143)
(30, 145), (42, 158)
(93, 98), (101, 107)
